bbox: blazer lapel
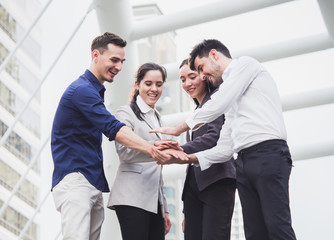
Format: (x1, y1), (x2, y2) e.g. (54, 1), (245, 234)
(142, 112), (162, 140)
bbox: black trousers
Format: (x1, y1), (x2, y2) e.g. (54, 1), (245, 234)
(183, 166), (236, 240)
(115, 204), (165, 240)
(236, 139), (297, 240)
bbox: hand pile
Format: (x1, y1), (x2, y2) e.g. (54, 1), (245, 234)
(151, 140), (190, 165)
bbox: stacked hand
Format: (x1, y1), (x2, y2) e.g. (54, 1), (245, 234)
(149, 123), (198, 165)
(154, 139), (183, 151)
(151, 139), (190, 165)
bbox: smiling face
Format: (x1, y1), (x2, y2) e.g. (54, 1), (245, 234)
(179, 64), (207, 104)
(91, 43), (125, 84)
(194, 50), (224, 88)
(136, 70), (164, 108)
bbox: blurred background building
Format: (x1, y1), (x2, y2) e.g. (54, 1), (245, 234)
(0, 0), (42, 239)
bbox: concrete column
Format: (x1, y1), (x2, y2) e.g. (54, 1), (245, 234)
(318, 0), (334, 44)
(93, 0), (138, 239)
(130, 0), (293, 40)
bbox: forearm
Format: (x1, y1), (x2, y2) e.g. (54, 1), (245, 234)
(176, 122), (190, 135)
(188, 154), (199, 164)
(116, 142), (157, 163)
(115, 126), (153, 155)
(149, 121), (189, 136)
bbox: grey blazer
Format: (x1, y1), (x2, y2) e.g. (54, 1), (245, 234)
(107, 105), (168, 215)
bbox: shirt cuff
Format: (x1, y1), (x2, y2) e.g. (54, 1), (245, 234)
(194, 152), (211, 171)
(185, 115), (196, 130)
(108, 122), (126, 141)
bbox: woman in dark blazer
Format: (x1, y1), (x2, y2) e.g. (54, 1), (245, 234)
(179, 59), (236, 240)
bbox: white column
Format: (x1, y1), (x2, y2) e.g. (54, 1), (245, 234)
(318, 0), (334, 43)
(130, 0), (293, 40)
(93, 0), (138, 239)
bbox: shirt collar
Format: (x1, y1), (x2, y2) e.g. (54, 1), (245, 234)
(222, 58), (237, 80)
(84, 69), (106, 98)
(137, 95), (162, 128)
(137, 95), (155, 114)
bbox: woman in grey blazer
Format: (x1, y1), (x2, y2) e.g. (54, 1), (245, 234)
(107, 63), (171, 240)
(179, 59), (236, 240)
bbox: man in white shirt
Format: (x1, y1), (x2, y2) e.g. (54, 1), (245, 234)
(151, 39), (296, 240)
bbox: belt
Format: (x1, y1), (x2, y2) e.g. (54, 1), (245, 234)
(238, 139), (287, 155)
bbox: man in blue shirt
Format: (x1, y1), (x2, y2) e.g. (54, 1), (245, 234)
(51, 32), (184, 240)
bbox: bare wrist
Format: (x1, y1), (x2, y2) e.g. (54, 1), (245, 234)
(189, 154), (198, 164)
(147, 144), (155, 156)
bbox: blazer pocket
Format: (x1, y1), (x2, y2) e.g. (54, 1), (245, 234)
(119, 163), (143, 174)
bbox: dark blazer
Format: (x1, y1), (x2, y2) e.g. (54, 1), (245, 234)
(182, 90), (236, 192)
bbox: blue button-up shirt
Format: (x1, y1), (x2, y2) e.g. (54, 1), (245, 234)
(51, 69), (125, 192)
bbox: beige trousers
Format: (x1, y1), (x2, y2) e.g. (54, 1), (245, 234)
(52, 172), (104, 240)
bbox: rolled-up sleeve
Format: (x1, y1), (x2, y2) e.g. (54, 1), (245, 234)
(114, 106), (155, 163)
(72, 85), (125, 141)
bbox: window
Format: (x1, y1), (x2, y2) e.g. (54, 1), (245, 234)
(16, 24), (41, 66)
(0, 42), (20, 80)
(0, 120), (39, 173)
(164, 186), (175, 198)
(0, 160), (38, 207)
(0, 4), (17, 40)
(0, 81), (15, 114)
(0, 200), (37, 239)
(167, 204), (175, 216)
(168, 223), (176, 234)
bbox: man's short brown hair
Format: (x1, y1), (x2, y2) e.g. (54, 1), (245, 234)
(91, 32), (127, 54)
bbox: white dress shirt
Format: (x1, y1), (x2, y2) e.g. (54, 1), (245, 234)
(137, 95), (162, 138)
(137, 95), (165, 207)
(186, 56), (287, 170)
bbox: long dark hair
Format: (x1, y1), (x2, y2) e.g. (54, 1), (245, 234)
(179, 59), (216, 106)
(130, 62), (167, 121)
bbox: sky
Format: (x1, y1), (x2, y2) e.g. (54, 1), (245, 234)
(38, 0), (334, 239)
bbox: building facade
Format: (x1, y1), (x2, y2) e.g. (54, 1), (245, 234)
(0, 0), (42, 239)
(231, 192), (245, 240)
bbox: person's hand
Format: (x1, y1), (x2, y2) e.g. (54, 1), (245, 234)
(154, 139), (183, 151)
(149, 146), (171, 162)
(165, 149), (188, 160)
(164, 213), (172, 235)
(156, 149), (189, 165)
(150, 126), (181, 136)
(182, 219), (185, 233)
